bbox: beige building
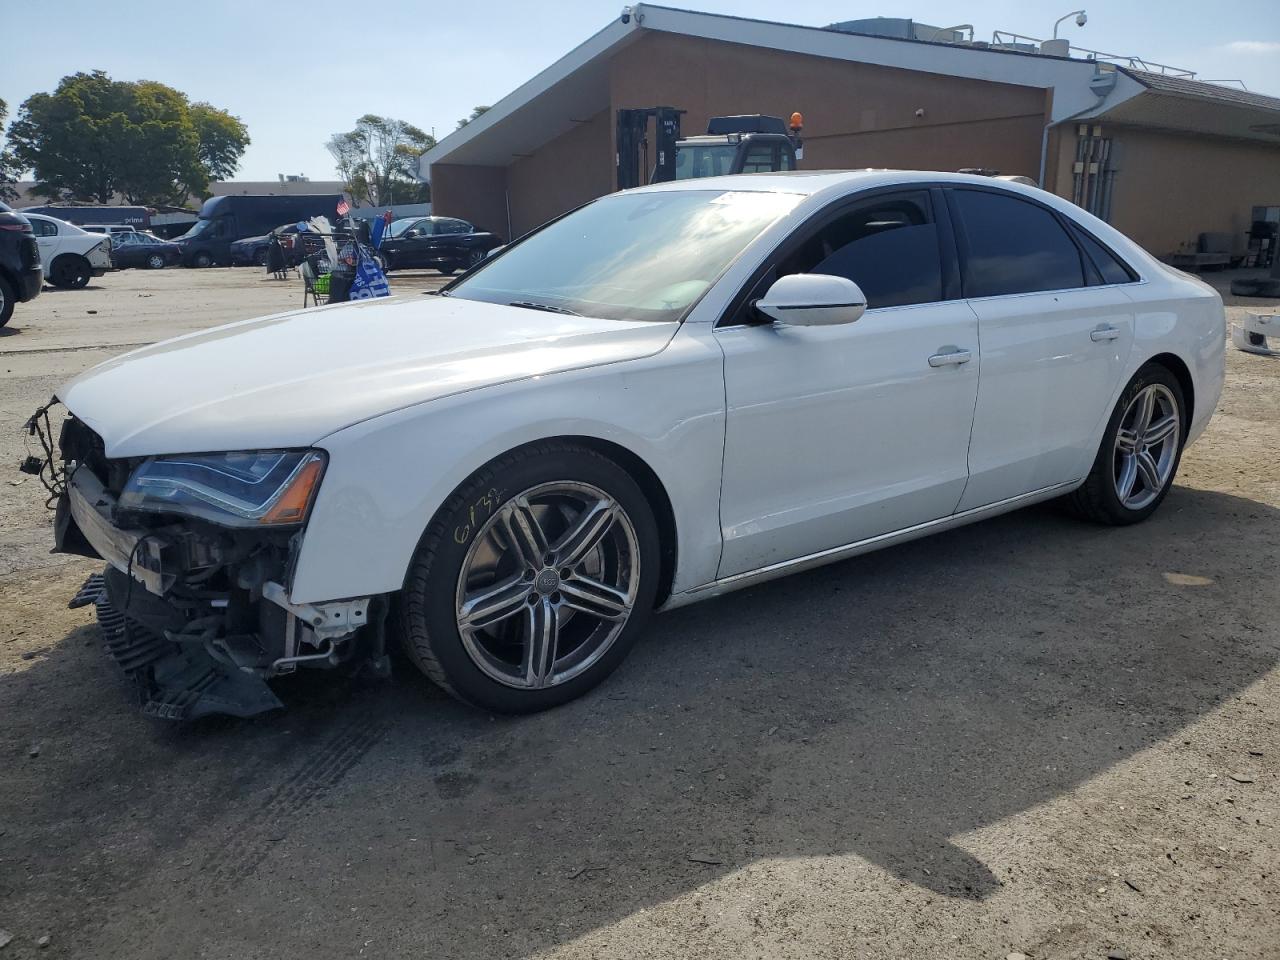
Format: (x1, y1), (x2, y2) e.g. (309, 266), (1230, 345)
(422, 5), (1280, 258)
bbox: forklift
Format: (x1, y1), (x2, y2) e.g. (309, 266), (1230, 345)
(615, 108), (804, 190)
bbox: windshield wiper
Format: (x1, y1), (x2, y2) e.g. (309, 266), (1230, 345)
(507, 300), (581, 316)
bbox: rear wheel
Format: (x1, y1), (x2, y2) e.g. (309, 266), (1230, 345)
(1064, 362), (1186, 525)
(465, 248), (485, 269)
(0, 275), (14, 327)
(400, 442), (661, 713)
(192, 251), (214, 268)
(147, 253), (166, 270)
(49, 255), (91, 289)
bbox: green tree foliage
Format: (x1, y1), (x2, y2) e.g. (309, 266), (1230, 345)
(326, 115), (435, 206)
(0, 98), (19, 202)
(456, 105), (491, 129)
(190, 102), (251, 181)
(5, 72), (250, 206)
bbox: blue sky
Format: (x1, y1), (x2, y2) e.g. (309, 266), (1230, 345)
(1, 0), (1277, 182)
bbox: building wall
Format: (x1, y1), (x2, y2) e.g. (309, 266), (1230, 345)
(610, 32), (1050, 184)
(433, 31), (1054, 238)
(429, 164), (509, 238)
(506, 108), (613, 236)
(1100, 126), (1280, 255)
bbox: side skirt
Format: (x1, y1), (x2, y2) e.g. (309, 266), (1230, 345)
(659, 480), (1080, 612)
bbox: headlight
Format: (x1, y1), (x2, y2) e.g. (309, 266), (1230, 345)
(118, 450), (326, 527)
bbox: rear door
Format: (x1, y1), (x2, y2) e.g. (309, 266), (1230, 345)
(948, 187), (1136, 510)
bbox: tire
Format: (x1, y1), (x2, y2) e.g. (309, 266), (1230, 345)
(399, 441), (662, 713)
(0, 275), (13, 328)
(49, 255), (92, 289)
(438, 266), (457, 276)
(193, 251), (214, 268)
(1063, 361), (1187, 525)
(465, 248), (485, 268)
(147, 253), (166, 270)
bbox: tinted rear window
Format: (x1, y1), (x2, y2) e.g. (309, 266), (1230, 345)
(1072, 226), (1137, 285)
(952, 189), (1085, 298)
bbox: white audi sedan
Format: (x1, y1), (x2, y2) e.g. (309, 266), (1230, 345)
(37, 171), (1224, 719)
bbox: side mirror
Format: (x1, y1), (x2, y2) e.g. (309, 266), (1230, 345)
(405, 229), (420, 239)
(754, 273), (867, 326)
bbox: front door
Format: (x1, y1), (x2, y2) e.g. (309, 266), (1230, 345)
(715, 189), (980, 577)
(946, 187), (1136, 511)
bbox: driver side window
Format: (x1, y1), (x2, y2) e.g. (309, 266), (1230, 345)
(778, 191), (943, 308)
(731, 190), (945, 324)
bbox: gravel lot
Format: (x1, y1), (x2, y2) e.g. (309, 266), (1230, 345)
(1, 265), (1278, 959)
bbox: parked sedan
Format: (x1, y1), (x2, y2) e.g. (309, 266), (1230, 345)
(378, 216), (502, 274)
(110, 231), (183, 270)
(23, 213), (112, 288)
(31, 171), (1224, 721)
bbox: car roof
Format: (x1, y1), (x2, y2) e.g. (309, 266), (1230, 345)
(630, 168), (1046, 198)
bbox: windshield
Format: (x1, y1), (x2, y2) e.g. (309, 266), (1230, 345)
(675, 143), (738, 180)
(177, 218), (213, 240)
(447, 189), (801, 323)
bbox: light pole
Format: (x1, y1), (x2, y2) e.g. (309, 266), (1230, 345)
(1053, 9), (1087, 39)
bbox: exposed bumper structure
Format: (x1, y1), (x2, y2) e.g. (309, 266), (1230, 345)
(1232, 311), (1280, 357)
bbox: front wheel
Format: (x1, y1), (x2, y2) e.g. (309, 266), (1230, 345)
(192, 251), (214, 268)
(1064, 362), (1186, 525)
(399, 442), (661, 713)
(0, 275), (14, 327)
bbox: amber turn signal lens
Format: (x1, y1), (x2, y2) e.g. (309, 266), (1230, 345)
(260, 456), (324, 525)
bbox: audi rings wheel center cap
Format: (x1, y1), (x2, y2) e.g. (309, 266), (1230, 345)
(535, 569), (561, 595)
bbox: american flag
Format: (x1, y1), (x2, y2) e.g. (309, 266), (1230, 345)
(336, 199), (351, 216)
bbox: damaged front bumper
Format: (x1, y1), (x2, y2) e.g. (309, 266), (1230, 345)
(49, 427), (387, 721)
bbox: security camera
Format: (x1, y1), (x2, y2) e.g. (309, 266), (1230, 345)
(621, 5), (632, 23)
(1076, 12), (1088, 26)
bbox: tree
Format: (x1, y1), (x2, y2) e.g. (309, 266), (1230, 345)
(326, 115), (435, 206)
(0, 98), (19, 202)
(457, 105), (491, 129)
(190, 103), (250, 181)
(5, 72), (249, 206)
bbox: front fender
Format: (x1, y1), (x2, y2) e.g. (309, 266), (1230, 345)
(289, 326), (726, 604)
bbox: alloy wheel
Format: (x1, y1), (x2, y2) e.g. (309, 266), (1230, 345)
(148, 254), (165, 269)
(1113, 383), (1180, 510)
(454, 481), (640, 690)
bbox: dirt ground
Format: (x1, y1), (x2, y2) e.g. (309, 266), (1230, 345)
(1, 266), (1278, 959)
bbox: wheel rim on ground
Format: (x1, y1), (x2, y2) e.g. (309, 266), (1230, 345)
(1112, 383), (1180, 510)
(148, 254), (164, 269)
(454, 481), (640, 690)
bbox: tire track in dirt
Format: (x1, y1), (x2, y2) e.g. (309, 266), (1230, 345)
(198, 718), (393, 891)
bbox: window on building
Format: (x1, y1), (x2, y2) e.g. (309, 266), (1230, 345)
(951, 189), (1086, 297)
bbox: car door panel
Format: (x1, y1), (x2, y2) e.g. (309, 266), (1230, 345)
(716, 301), (980, 577)
(947, 187), (1136, 511)
(958, 289), (1134, 510)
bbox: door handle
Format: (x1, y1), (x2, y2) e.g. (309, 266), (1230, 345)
(1090, 325), (1121, 341)
(928, 349), (972, 367)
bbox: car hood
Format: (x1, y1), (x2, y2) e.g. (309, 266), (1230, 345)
(59, 296), (679, 458)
